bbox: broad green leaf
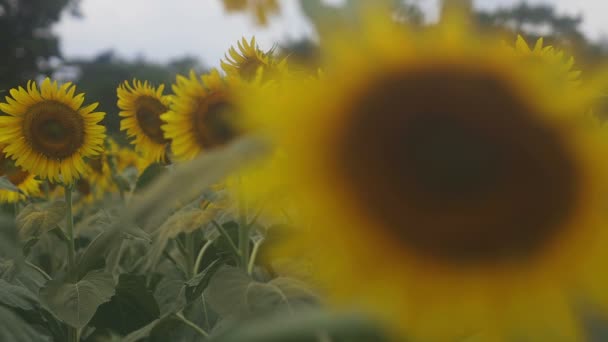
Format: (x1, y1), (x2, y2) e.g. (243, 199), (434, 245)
(153, 267), (187, 316)
(245, 277), (319, 316)
(90, 274), (160, 335)
(0, 279), (38, 311)
(39, 269), (115, 328)
(0, 305), (52, 342)
(205, 265), (319, 319)
(0, 176), (20, 193)
(204, 266), (252, 318)
(185, 259), (223, 302)
(0, 215), (22, 262)
(134, 163), (167, 193)
(16, 201), (66, 239)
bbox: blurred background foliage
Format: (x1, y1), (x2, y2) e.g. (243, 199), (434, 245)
(1, 0), (607, 138)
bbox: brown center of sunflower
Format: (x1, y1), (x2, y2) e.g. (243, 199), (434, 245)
(134, 96), (169, 144)
(0, 152), (28, 186)
(23, 101), (85, 160)
(337, 67), (580, 265)
(192, 93), (239, 149)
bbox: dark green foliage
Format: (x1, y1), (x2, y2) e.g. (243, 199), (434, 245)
(90, 274), (160, 335)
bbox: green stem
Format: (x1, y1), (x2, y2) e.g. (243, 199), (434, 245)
(247, 238), (264, 275)
(193, 239), (214, 275)
(211, 220), (240, 258)
(64, 185), (75, 272)
(175, 312), (209, 338)
(64, 185), (77, 342)
(238, 189), (249, 271)
(25, 261), (51, 281)
(185, 234), (195, 278)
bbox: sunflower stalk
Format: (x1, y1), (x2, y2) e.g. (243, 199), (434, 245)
(237, 184), (250, 271)
(64, 184), (78, 342)
(64, 184), (75, 271)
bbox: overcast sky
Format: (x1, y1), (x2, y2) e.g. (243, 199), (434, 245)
(52, 0), (608, 67)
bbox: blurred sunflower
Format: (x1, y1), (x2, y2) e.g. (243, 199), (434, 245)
(117, 80), (171, 163)
(0, 148), (40, 203)
(85, 153), (114, 194)
(161, 69), (245, 161)
(221, 0), (279, 25)
(243, 13), (608, 341)
(0, 79), (106, 184)
(221, 37), (286, 81)
(511, 35), (581, 86)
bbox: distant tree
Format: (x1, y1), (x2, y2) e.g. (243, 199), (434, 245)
(0, 0), (80, 90)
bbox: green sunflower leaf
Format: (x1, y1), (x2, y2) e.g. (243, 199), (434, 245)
(16, 201), (66, 239)
(39, 269), (115, 329)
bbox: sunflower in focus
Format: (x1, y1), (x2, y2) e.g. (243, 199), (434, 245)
(511, 35), (582, 86)
(0, 79), (106, 184)
(117, 80), (171, 163)
(0, 148), (40, 203)
(221, 37), (286, 82)
(161, 69), (245, 161)
(243, 13), (608, 341)
(222, 0), (279, 25)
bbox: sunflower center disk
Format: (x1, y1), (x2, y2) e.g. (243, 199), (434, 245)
(135, 96), (169, 144)
(193, 94), (239, 149)
(23, 101), (85, 160)
(339, 68), (580, 264)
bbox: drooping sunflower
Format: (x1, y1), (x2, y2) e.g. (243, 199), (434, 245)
(0, 148), (40, 203)
(0, 79), (106, 184)
(117, 80), (171, 163)
(221, 37), (286, 82)
(242, 12), (608, 341)
(510, 35), (582, 86)
(221, 0), (279, 25)
(161, 69), (245, 161)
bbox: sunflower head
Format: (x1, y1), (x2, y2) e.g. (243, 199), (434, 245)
(222, 0), (279, 25)
(117, 79), (171, 163)
(0, 147), (40, 203)
(0, 78), (106, 184)
(242, 14), (608, 341)
(161, 69), (247, 161)
(221, 37), (286, 82)
(510, 35), (582, 86)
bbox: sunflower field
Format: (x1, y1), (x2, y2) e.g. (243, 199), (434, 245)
(2, 0), (608, 341)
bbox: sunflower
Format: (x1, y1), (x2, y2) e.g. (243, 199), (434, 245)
(511, 35), (582, 86)
(117, 80), (171, 163)
(85, 153), (114, 194)
(221, 0), (279, 25)
(161, 69), (245, 161)
(0, 79), (106, 184)
(0, 147), (40, 203)
(242, 13), (608, 341)
(221, 37), (286, 82)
